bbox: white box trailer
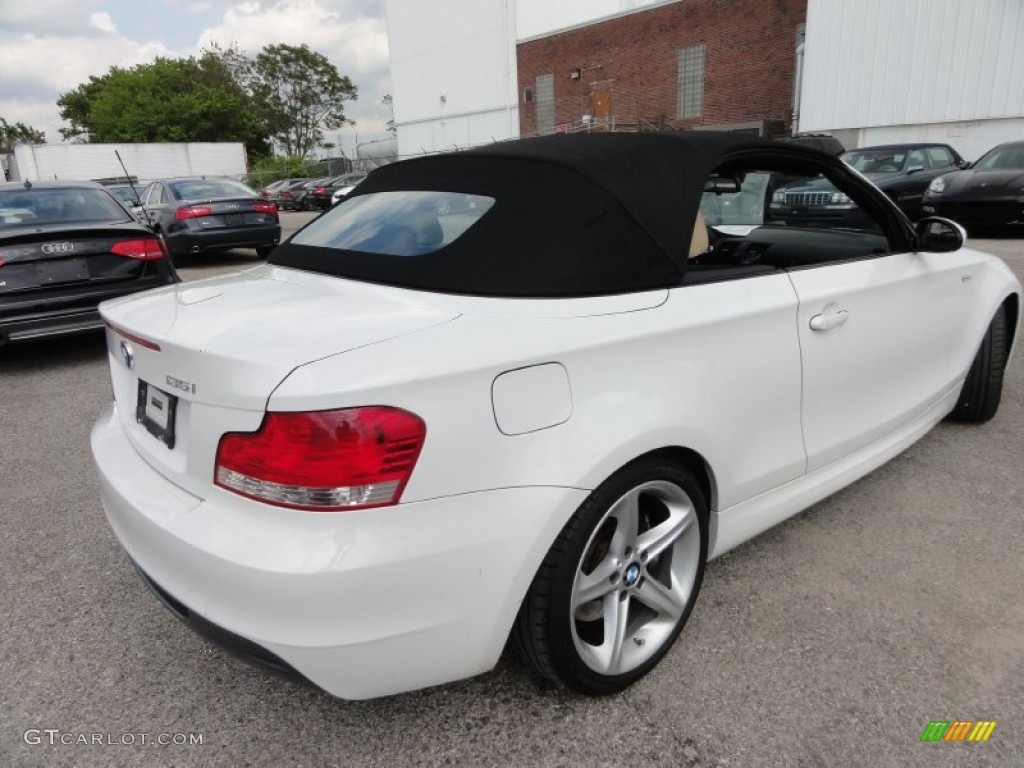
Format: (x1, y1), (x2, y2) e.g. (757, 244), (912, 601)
(7, 142), (248, 183)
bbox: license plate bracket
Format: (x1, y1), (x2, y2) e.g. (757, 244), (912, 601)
(37, 257), (89, 284)
(136, 381), (178, 449)
(223, 213), (244, 225)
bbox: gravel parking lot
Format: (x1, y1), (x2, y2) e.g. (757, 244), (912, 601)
(1, 217), (1021, 767)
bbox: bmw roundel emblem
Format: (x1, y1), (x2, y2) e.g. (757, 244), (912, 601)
(120, 340), (135, 369)
(624, 562), (641, 587)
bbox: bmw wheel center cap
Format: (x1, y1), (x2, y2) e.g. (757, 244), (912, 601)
(624, 562), (641, 587)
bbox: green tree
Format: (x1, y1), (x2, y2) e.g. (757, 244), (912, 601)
(57, 48), (270, 156)
(0, 117), (46, 154)
(246, 154), (310, 188)
(250, 43), (357, 158)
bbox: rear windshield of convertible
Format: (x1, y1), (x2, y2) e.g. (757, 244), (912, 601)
(269, 154), (682, 297)
(291, 191), (495, 256)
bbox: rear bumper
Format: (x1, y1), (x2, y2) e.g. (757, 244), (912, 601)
(0, 306), (104, 344)
(91, 403), (586, 699)
(164, 224), (281, 255)
(0, 276), (176, 345)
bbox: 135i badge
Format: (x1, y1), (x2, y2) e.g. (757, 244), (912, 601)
(165, 375), (195, 394)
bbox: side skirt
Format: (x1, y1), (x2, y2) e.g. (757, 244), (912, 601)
(709, 382), (961, 559)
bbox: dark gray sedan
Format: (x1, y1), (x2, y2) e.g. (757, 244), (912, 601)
(135, 177), (281, 263)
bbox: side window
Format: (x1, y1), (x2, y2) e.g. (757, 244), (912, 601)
(155, 185), (168, 205)
(925, 147), (954, 169)
(687, 164), (892, 284)
(141, 184), (156, 205)
(907, 149), (927, 171)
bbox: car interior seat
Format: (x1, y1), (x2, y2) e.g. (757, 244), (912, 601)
(689, 209), (709, 259)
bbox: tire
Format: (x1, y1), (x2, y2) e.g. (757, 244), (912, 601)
(514, 458), (708, 695)
(947, 304), (1008, 423)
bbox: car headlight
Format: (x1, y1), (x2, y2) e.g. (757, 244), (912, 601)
(772, 190), (785, 203)
(830, 191), (851, 204)
(928, 177), (946, 194)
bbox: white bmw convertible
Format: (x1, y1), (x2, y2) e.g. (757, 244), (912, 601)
(92, 133), (1020, 699)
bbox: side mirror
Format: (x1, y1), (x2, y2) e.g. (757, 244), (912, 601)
(916, 216), (965, 253)
(956, 159), (970, 169)
(906, 165), (925, 175)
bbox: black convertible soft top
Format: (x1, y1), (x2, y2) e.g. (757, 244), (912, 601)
(271, 132), (814, 297)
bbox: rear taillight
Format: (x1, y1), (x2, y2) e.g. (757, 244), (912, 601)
(176, 205), (213, 221)
(281, 191), (293, 198)
(314, 187), (325, 194)
(215, 407), (426, 511)
(110, 238), (166, 260)
(253, 201), (277, 214)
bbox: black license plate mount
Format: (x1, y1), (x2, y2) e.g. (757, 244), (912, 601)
(136, 380), (178, 449)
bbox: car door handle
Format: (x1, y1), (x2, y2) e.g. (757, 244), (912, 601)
(809, 309), (849, 331)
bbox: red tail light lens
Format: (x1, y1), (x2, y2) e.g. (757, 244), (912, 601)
(176, 205), (213, 221)
(253, 201), (277, 214)
(215, 407), (426, 511)
(314, 187), (325, 194)
(110, 238), (166, 260)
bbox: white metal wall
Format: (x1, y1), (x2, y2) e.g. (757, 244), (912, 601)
(857, 116), (1024, 162)
(800, 0), (1024, 136)
(11, 142), (248, 182)
(386, 0), (519, 156)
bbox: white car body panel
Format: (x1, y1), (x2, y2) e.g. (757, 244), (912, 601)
(790, 250), (969, 472)
(270, 272), (807, 510)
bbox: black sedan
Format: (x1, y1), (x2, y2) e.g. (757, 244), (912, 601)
(771, 143), (965, 226)
(922, 141), (1024, 231)
(136, 177), (281, 262)
(0, 180), (177, 346)
(304, 175), (365, 211)
(271, 178), (311, 211)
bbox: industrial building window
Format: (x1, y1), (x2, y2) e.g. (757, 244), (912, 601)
(677, 44), (705, 119)
(536, 74), (555, 134)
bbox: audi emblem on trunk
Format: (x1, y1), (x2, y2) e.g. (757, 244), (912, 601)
(41, 242), (74, 254)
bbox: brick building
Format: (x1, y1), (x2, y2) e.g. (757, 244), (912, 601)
(517, 0), (806, 137)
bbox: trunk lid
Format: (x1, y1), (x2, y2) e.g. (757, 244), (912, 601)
(178, 196), (277, 228)
(101, 267), (459, 497)
(0, 224), (155, 295)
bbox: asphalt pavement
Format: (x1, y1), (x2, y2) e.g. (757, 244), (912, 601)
(0, 219), (1021, 767)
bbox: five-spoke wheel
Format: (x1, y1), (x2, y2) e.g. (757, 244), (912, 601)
(515, 458), (708, 694)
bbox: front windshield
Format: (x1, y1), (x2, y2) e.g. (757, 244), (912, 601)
(0, 187), (130, 228)
(841, 150), (907, 173)
(974, 144), (1024, 171)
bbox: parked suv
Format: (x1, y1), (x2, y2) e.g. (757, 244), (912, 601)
(771, 143), (966, 226)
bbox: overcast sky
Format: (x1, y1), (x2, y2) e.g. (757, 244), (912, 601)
(0, 0), (392, 158)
